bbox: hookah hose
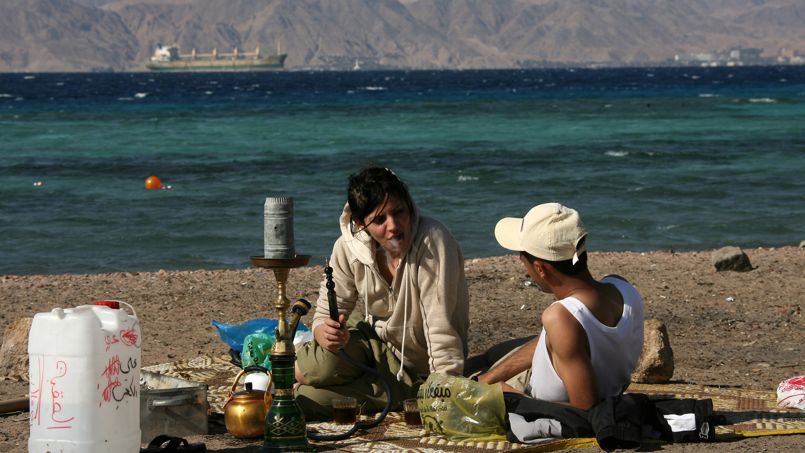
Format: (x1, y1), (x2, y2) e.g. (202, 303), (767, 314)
(305, 262), (393, 441)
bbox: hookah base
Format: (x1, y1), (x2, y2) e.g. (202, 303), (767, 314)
(260, 436), (311, 453)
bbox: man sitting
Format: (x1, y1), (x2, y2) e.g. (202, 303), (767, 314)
(477, 203), (644, 410)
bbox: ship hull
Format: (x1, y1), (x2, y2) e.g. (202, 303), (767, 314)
(146, 54), (287, 71)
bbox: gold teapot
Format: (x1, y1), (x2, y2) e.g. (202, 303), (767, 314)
(223, 367), (273, 438)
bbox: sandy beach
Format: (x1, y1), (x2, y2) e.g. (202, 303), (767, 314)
(1, 246), (803, 451)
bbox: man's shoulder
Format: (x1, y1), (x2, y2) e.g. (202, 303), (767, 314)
(541, 302), (580, 329)
(602, 274), (641, 297)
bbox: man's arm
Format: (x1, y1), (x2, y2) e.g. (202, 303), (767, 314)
(542, 304), (598, 410)
(476, 337), (538, 386)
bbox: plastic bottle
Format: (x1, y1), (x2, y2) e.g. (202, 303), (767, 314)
(28, 301), (142, 452)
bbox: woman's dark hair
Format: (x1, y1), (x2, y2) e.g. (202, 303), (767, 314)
(347, 167), (413, 223)
(520, 250), (588, 276)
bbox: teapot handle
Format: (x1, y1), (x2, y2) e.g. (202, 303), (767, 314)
(226, 366), (273, 401)
(228, 368), (248, 398)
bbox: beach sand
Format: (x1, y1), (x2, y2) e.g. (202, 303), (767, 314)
(1, 246), (803, 451)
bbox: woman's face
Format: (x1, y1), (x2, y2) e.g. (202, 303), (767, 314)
(357, 195), (411, 257)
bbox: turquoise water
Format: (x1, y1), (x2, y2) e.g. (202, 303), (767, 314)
(1, 67), (804, 275)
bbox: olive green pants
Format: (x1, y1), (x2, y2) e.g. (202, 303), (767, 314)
(294, 312), (423, 421)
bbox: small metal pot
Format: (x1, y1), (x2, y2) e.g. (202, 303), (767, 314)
(223, 367), (273, 438)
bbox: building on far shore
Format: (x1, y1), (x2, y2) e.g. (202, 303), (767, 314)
(515, 45), (805, 70)
(777, 48), (805, 64)
(672, 47), (772, 67)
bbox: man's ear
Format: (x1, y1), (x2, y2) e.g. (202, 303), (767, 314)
(533, 260), (548, 278)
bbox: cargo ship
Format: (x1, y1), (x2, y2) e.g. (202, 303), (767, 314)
(145, 44), (287, 71)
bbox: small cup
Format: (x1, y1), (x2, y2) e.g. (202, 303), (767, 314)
(403, 398), (421, 426)
(332, 397), (358, 424)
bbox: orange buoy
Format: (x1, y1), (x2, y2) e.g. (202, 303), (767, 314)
(144, 175), (162, 189)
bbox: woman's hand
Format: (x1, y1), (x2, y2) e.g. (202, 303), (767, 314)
(313, 314), (350, 353)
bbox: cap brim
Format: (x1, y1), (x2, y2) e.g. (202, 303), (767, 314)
(494, 217), (524, 252)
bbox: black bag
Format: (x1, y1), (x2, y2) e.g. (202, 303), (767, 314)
(505, 392), (719, 451)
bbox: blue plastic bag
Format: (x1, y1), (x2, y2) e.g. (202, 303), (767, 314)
(211, 318), (310, 353)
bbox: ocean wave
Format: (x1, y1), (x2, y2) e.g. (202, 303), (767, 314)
(605, 150), (629, 157)
(134, 92), (148, 99)
(748, 97), (776, 103)
(698, 93), (718, 98)
(360, 86), (387, 91)
(0, 93), (12, 98)
(457, 175), (479, 182)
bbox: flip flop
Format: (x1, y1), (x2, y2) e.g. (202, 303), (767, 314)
(141, 434), (206, 452)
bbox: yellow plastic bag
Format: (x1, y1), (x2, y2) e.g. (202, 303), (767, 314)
(417, 373), (507, 441)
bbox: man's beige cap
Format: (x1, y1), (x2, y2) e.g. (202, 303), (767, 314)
(494, 202), (587, 262)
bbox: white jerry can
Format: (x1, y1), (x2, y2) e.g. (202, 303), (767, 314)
(28, 300), (142, 453)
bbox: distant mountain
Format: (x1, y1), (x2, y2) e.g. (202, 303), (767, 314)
(0, 0), (138, 71)
(1, 0), (805, 72)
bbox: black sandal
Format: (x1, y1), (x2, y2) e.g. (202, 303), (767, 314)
(141, 435), (206, 452)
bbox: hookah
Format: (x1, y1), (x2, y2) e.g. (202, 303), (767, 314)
(250, 196), (311, 452)
(251, 196), (392, 451)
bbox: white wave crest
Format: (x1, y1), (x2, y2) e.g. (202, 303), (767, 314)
(360, 86), (387, 91)
(605, 150), (629, 157)
(457, 175), (479, 182)
(134, 92), (148, 99)
(749, 98), (776, 103)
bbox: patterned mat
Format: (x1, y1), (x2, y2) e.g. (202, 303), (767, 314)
(143, 354), (239, 414)
(627, 382), (805, 438)
(144, 355), (805, 452)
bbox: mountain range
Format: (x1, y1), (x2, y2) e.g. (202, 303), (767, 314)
(1, 0), (804, 72)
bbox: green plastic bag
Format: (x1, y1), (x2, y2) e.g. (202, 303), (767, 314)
(417, 373), (507, 441)
(241, 332), (274, 370)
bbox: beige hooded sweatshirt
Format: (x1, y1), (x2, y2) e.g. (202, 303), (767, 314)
(311, 201), (469, 377)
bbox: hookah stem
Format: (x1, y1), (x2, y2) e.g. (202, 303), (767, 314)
(306, 261), (393, 442)
(326, 258), (339, 322)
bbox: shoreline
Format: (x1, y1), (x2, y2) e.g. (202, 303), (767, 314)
(2, 243), (802, 279)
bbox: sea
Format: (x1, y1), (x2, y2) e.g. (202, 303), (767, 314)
(1, 66), (804, 276)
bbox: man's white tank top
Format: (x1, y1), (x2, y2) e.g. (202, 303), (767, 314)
(528, 276), (644, 402)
